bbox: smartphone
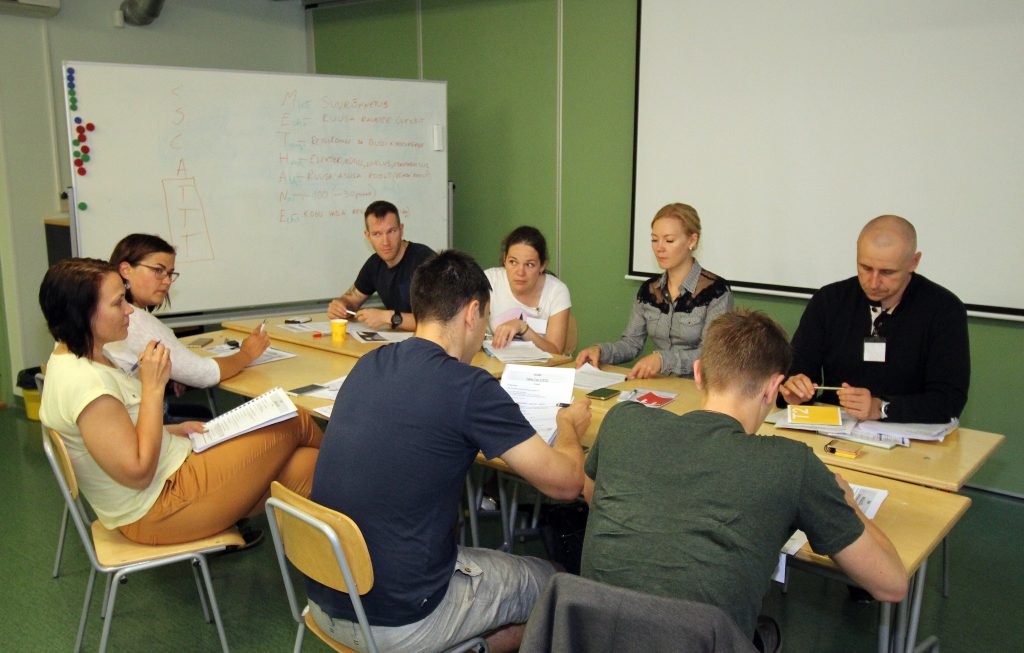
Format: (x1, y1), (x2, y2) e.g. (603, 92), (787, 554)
(188, 337), (213, 348)
(824, 439), (863, 459)
(586, 387), (621, 401)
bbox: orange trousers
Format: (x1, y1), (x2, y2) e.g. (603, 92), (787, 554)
(120, 410), (323, 545)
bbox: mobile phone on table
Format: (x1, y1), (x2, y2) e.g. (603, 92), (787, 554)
(586, 387), (621, 401)
(189, 337), (213, 348)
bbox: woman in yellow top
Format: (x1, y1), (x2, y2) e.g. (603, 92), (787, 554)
(38, 258), (322, 545)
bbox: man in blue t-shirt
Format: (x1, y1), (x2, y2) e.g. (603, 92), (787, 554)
(327, 200), (435, 332)
(310, 249), (591, 653)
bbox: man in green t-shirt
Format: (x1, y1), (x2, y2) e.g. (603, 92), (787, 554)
(581, 309), (908, 642)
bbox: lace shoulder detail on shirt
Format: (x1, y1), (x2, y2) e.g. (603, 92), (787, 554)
(637, 270), (730, 313)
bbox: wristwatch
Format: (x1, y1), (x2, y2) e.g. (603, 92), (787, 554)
(879, 400), (891, 420)
(390, 311), (403, 329)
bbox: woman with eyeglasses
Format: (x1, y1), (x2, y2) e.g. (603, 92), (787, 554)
(105, 234), (269, 387)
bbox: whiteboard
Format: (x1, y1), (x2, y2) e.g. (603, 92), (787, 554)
(630, 1), (1024, 317)
(62, 61), (448, 315)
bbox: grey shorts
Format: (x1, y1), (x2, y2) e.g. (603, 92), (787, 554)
(309, 546), (555, 653)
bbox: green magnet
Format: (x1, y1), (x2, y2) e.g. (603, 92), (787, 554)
(81, 154), (90, 162)
(72, 139), (80, 146)
(77, 202), (87, 210)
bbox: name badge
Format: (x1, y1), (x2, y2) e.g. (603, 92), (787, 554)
(863, 337), (886, 363)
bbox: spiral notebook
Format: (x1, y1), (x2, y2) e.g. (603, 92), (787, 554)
(188, 387), (298, 453)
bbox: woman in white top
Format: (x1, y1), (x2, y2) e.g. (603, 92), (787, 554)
(38, 258), (322, 545)
(104, 234), (268, 388)
(485, 226), (572, 355)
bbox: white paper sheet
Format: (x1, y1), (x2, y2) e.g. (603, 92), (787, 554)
(572, 363), (627, 391)
(499, 364), (575, 444)
(207, 345), (296, 366)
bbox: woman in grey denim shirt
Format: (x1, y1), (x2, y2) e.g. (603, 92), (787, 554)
(576, 203), (733, 379)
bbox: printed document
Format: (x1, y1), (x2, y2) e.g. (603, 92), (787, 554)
(500, 364), (575, 444)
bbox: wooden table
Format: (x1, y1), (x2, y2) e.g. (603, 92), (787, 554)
(184, 331), (357, 416)
(222, 313), (385, 359)
(223, 312), (572, 378)
(795, 466), (971, 653)
(565, 364), (1004, 492)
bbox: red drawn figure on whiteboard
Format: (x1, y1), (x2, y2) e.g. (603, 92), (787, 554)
(162, 85), (214, 262)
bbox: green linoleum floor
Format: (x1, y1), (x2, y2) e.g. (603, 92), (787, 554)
(1, 403), (1020, 652)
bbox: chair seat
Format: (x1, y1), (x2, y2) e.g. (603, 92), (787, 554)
(91, 522), (244, 568)
(304, 610), (357, 653)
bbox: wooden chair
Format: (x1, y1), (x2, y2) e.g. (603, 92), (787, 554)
(35, 371), (72, 579)
(563, 314), (578, 356)
(265, 481), (488, 653)
(42, 428), (243, 653)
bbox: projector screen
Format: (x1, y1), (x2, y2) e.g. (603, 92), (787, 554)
(631, 0), (1024, 318)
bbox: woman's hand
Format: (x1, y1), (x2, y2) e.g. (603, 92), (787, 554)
(491, 320), (525, 349)
(575, 345), (601, 368)
(241, 326), (271, 361)
(627, 352), (662, 380)
(137, 340), (171, 393)
(166, 421), (206, 437)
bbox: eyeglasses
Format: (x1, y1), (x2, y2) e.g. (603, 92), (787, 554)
(137, 263), (180, 282)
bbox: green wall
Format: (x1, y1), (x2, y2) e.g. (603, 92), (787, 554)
(311, 0), (1022, 494)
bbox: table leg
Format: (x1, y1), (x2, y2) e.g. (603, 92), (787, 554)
(465, 474), (480, 548)
(878, 600), (893, 653)
(905, 560), (928, 651)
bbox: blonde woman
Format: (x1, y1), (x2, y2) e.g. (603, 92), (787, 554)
(576, 203), (733, 379)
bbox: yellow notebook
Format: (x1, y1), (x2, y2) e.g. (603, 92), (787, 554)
(786, 404), (842, 426)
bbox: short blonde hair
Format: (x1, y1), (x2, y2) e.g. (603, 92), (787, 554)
(651, 203), (701, 240)
(700, 309), (792, 398)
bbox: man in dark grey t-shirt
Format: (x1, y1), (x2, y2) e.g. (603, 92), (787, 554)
(582, 309), (908, 641)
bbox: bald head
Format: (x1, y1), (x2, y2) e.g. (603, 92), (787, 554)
(856, 215), (921, 309)
(858, 215), (917, 263)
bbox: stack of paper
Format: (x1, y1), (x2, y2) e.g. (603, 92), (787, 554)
(499, 364), (575, 444)
(485, 340), (553, 363)
(856, 418), (958, 441)
(572, 363), (626, 391)
(773, 405), (856, 436)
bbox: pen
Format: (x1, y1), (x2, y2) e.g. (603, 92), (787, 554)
(815, 385), (842, 391)
(557, 403), (571, 408)
(258, 319), (267, 334)
(129, 340), (161, 375)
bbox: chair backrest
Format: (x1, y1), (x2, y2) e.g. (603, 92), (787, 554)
(267, 481), (374, 595)
(563, 314), (578, 356)
(45, 428), (80, 501)
(42, 428), (101, 568)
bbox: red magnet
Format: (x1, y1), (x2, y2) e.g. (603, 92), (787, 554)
(76, 167), (86, 176)
(85, 123), (95, 131)
(81, 145), (90, 154)
(74, 158), (83, 166)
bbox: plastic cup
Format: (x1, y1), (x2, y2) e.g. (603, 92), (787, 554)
(331, 319), (348, 343)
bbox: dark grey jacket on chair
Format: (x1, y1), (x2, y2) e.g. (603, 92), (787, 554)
(520, 574), (758, 653)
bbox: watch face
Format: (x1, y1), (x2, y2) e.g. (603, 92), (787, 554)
(391, 312), (402, 328)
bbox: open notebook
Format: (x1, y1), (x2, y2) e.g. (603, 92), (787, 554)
(188, 387), (298, 453)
